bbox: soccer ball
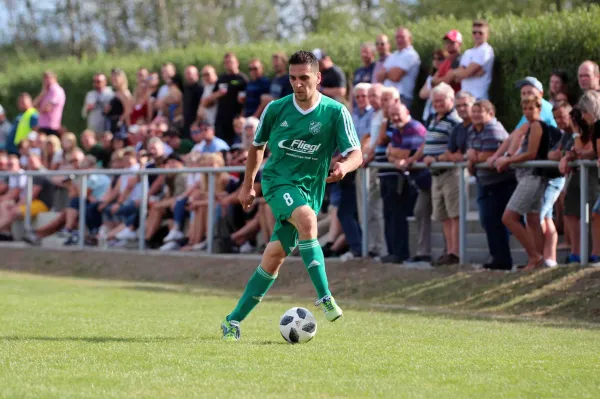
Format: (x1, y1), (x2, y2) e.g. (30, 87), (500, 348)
(279, 307), (317, 344)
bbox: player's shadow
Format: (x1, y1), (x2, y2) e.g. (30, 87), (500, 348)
(251, 340), (288, 346)
(0, 335), (180, 343)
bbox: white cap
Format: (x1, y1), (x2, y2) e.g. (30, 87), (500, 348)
(0, 105), (4, 115)
(312, 48), (325, 61)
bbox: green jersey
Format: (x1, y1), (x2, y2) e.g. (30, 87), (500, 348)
(253, 94), (360, 212)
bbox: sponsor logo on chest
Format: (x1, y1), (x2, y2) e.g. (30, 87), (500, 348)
(309, 120), (322, 134)
(278, 139), (321, 155)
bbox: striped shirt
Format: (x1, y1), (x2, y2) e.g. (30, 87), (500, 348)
(423, 109), (462, 156)
(467, 118), (513, 186)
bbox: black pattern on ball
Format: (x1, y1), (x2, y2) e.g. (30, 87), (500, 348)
(296, 308), (307, 319)
(280, 315), (294, 326)
(289, 327), (300, 343)
(281, 331), (291, 343)
(302, 322), (316, 334)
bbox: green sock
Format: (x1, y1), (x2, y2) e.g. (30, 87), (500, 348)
(227, 265), (277, 323)
(298, 238), (331, 300)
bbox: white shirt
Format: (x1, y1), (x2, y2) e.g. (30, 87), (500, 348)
(157, 85), (170, 100)
(459, 42), (495, 100)
(200, 83), (217, 126)
(383, 46), (421, 100)
(8, 172), (27, 190)
(82, 87), (114, 133)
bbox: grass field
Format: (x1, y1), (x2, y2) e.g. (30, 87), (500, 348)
(1, 271), (599, 399)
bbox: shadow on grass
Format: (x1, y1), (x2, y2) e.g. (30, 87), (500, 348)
(1, 335), (181, 343)
(251, 340), (288, 346)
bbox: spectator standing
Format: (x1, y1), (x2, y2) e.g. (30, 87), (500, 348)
(413, 83), (462, 266)
(7, 93), (38, 155)
(377, 27), (421, 110)
(242, 59), (271, 118)
(353, 43), (376, 92)
(386, 101), (428, 263)
(578, 60), (600, 92)
(104, 69), (132, 135)
(182, 66), (204, 139)
(438, 91), (475, 162)
(372, 34), (392, 84)
(312, 49), (347, 102)
(82, 73), (114, 134)
(156, 63), (177, 102)
(432, 30), (463, 92)
(0, 105), (12, 151)
(548, 69), (569, 106)
(33, 71), (65, 136)
(467, 100), (515, 270)
(198, 65), (219, 127)
(452, 20), (494, 100)
(514, 77), (557, 129)
(418, 49), (447, 122)
(208, 53), (248, 145)
(130, 69), (152, 125)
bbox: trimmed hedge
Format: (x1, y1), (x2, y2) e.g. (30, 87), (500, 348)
(1, 7), (599, 134)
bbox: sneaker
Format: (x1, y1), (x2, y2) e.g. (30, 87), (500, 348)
(567, 254), (581, 264)
(192, 240), (208, 251)
(23, 232), (41, 246)
(63, 232), (79, 246)
(57, 228), (72, 238)
(239, 241), (255, 254)
(339, 251), (356, 262)
(315, 295), (343, 322)
(163, 229), (184, 243)
(109, 239), (128, 248)
(589, 255), (600, 266)
(433, 253), (460, 266)
(116, 227), (137, 241)
(221, 319), (241, 341)
(159, 241), (180, 251)
(544, 259), (558, 268)
(405, 255), (432, 263)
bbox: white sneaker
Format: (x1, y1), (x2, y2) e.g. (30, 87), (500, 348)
(159, 241), (180, 251)
(116, 227), (137, 241)
(239, 241), (255, 254)
(163, 229), (184, 243)
(109, 239), (128, 248)
(544, 259), (558, 268)
(192, 240), (208, 251)
(339, 251), (356, 262)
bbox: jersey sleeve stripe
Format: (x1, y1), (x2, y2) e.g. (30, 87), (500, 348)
(341, 107), (360, 148)
(341, 146), (360, 157)
(253, 101), (273, 144)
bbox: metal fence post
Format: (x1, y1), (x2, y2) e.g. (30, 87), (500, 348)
(78, 175), (87, 249)
(25, 175), (33, 232)
(207, 172), (216, 254)
(138, 173), (149, 251)
(579, 162), (589, 265)
(458, 165), (467, 264)
(360, 167), (369, 257)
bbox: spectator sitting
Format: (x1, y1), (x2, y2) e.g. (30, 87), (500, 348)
(451, 20), (494, 100)
(242, 59), (271, 118)
(0, 153), (8, 196)
(101, 131), (113, 153)
(232, 115), (246, 145)
(377, 27), (421, 110)
(164, 127), (194, 155)
(191, 121), (230, 155)
(161, 71), (183, 126)
(466, 100), (515, 270)
(0, 105), (12, 151)
(312, 49), (347, 101)
(33, 70), (65, 136)
(243, 117), (259, 149)
(549, 69), (570, 106)
(0, 153), (54, 240)
(419, 49), (448, 122)
(372, 34), (392, 84)
(51, 132), (78, 170)
(413, 83), (462, 266)
(432, 30), (463, 92)
(82, 73), (114, 134)
(81, 129), (111, 168)
(7, 93), (38, 155)
(41, 134), (61, 170)
(577, 60), (600, 92)
(497, 95), (550, 271)
(0, 155), (26, 221)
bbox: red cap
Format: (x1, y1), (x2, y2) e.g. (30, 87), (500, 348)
(443, 30), (463, 44)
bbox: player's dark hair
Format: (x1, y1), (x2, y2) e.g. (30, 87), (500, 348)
(289, 51), (319, 72)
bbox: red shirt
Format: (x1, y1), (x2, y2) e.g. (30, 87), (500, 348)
(436, 53), (461, 93)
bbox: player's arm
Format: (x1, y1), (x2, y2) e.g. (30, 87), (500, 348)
(328, 107), (362, 182)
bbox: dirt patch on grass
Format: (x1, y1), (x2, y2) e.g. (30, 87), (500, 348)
(2, 247), (600, 323)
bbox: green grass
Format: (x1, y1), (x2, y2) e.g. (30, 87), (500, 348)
(1, 272), (599, 399)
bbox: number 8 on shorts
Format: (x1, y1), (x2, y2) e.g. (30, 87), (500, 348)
(283, 193), (294, 206)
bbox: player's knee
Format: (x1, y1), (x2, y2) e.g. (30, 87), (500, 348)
(292, 206), (317, 238)
(262, 242), (286, 275)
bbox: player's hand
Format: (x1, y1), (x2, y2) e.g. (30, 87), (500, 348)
(326, 162), (347, 183)
(238, 184), (256, 210)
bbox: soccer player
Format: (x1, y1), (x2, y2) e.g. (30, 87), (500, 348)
(221, 51), (363, 341)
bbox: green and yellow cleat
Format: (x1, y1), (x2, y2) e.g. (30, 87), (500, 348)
(221, 319), (241, 341)
(315, 295), (343, 322)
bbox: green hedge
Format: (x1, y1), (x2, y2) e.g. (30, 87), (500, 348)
(1, 7), (600, 134)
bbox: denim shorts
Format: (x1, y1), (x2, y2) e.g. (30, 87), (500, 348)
(540, 177), (565, 220)
(329, 184), (342, 207)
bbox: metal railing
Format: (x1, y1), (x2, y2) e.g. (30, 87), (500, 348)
(0, 160), (597, 264)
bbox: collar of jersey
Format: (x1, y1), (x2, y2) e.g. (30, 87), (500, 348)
(293, 92), (322, 115)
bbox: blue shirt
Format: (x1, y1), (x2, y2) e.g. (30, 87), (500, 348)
(193, 137), (230, 153)
(88, 174), (111, 200)
(269, 74), (293, 99)
(351, 106), (373, 142)
(515, 98), (557, 130)
(244, 77), (271, 117)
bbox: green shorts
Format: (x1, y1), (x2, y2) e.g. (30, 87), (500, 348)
(266, 185), (312, 255)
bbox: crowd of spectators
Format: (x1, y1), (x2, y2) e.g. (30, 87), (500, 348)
(1, 20), (600, 271)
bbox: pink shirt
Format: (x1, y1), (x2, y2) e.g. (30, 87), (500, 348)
(38, 83), (66, 130)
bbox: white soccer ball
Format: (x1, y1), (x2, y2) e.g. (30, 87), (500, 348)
(279, 307), (317, 344)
